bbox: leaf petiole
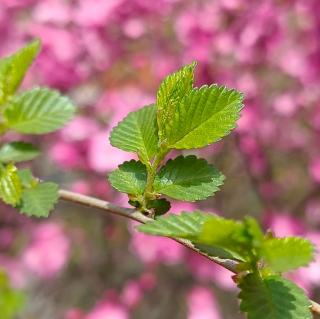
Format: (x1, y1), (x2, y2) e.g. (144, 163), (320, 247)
(142, 149), (169, 216)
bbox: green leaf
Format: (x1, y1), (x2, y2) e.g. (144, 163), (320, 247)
(138, 211), (208, 238)
(194, 243), (242, 260)
(164, 85), (243, 149)
(110, 104), (159, 164)
(0, 163), (22, 206)
(261, 237), (314, 273)
(147, 198), (171, 216)
(157, 62), (196, 142)
(20, 182), (59, 217)
(0, 271), (25, 319)
(17, 169), (36, 188)
(238, 273), (312, 319)
(108, 160), (147, 196)
(154, 155), (224, 201)
(4, 87), (75, 134)
(244, 217), (264, 242)
(0, 39), (40, 104)
(0, 142), (40, 163)
(197, 215), (250, 258)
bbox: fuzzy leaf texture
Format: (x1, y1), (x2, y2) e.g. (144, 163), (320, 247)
(138, 211), (208, 238)
(154, 155), (224, 201)
(20, 182), (59, 217)
(110, 104), (159, 164)
(164, 85), (243, 149)
(197, 215), (249, 259)
(4, 87), (75, 134)
(0, 163), (22, 206)
(108, 160), (147, 196)
(261, 237), (314, 273)
(0, 39), (40, 104)
(157, 62), (196, 142)
(238, 273), (312, 319)
(0, 142), (40, 163)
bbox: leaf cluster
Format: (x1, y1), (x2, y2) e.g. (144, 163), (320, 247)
(0, 40), (75, 217)
(108, 62), (316, 318)
(139, 212), (315, 318)
(109, 62), (243, 215)
(0, 42), (316, 319)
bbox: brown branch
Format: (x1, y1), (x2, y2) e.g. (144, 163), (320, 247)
(58, 189), (320, 315)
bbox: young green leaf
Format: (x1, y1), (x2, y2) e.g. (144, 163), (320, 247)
(0, 39), (40, 104)
(243, 217), (264, 244)
(261, 237), (314, 273)
(0, 141), (40, 163)
(4, 87), (75, 134)
(164, 85), (243, 149)
(196, 215), (251, 258)
(19, 182), (59, 217)
(153, 155), (224, 201)
(110, 104), (159, 164)
(147, 198), (171, 216)
(157, 62), (196, 142)
(17, 169), (36, 188)
(108, 160), (147, 196)
(138, 211), (208, 238)
(0, 163), (22, 206)
(238, 273), (312, 319)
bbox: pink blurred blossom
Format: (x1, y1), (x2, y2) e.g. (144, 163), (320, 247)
(74, 0), (124, 27)
(186, 252), (234, 291)
(130, 222), (185, 264)
(264, 212), (304, 237)
(138, 272), (157, 291)
(123, 19), (145, 39)
(278, 49), (307, 79)
(70, 180), (91, 195)
(30, 25), (80, 62)
(96, 88), (153, 127)
(65, 309), (85, 319)
(32, 0), (72, 25)
(61, 117), (99, 142)
(121, 280), (142, 308)
(187, 286), (221, 319)
(50, 142), (83, 169)
(236, 107), (259, 133)
(86, 301), (128, 319)
(22, 222), (70, 278)
(273, 94), (298, 116)
(88, 131), (133, 172)
(170, 201), (197, 214)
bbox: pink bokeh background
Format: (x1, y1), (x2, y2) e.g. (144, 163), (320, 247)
(1, 0), (320, 318)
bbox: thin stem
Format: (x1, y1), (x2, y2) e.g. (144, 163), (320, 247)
(58, 189), (320, 316)
(59, 189), (237, 272)
(142, 150), (168, 212)
(144, 156), (160, 195)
